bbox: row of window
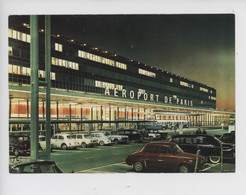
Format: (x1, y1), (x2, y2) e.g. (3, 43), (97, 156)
(200, 87), (209, 93)
(8, 64), (56, 80)
(95, 80), (123, 91)
(209, 96), (216, 100)
(138, 68), (156, 78)
(180, 81), (194, 88)
(78, 50), (127, 70)
(51, 57), (79, 70)
(9, 29), (30, 43)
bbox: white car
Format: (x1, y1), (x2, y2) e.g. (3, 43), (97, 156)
(101, 131), (129, 144)
(51, 134), (79, 150)
(72, 134), (98, 148)
(91, 132), (113, 146)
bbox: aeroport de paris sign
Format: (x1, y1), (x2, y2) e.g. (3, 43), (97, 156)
(104, 88), (193, 107)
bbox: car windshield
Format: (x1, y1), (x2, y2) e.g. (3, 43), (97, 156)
(67, 135), (74, 139)
(214, 136), (222, 144)
(171, 145), (183, 154)
(84, 135), (92, 138)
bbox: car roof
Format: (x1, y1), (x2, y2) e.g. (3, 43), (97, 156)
(171, 134), (214, 138)
(145, 142), (176, 147)
(11, 160), (57, 168)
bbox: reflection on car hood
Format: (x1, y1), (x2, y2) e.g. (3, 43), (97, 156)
(176, 152), (197, 159)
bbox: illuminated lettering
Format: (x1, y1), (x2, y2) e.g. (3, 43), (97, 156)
(156, 94), (159, 102)
(176, 98), (179, 104)
(122, 89), (127, 98)
(130, 90), (134, 99)
(105, 88), (110, 96)
(169, 97), (172, 104)
(137, 92), (141, 99)
(150, 94), (154, 101)
(114, 88), (118, 97)
(164, 96), (168, 103)
(144, 93), (148, 101)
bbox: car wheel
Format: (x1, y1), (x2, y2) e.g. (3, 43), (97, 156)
(81, 142), (87, 148)
(209, 156), (220, 164)
(99, 141), (104, 146)
(114, 139), (119, 144)
(13, 148), (19, 156)
(133, 161), (144, 172)
(61, 144), (67, 150)
(178, 164), (190, 173)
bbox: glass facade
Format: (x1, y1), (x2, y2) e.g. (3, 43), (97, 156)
(8, 20), (234, 134)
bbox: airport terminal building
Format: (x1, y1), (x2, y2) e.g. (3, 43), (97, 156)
(8, 18), (235, 134)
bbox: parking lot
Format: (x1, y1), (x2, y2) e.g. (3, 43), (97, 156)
(9, 128), (235, 173)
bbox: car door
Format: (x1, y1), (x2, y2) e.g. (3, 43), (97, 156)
(142, 145), (160, 169)
(57, 135), (65, 148)
(157, 146), (177, 172)
(51, 135), (58, 148)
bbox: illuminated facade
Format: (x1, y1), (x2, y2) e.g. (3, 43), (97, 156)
(8, 17), (234, 134)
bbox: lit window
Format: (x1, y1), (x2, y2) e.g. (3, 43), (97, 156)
(26, 68), (30, 76)
(170, 78), (173, 83)
(139, 89), (146, 94)
(139, 68), (156, 78)
(12, 30), (17, 39)
(22, 33), (27, 42)
(8, 29), (13, 38)
(8, 64), (13, 73)
(27, 35), (31, 43)
(200, 87), (208, 93)
(55, 43), (63, 52)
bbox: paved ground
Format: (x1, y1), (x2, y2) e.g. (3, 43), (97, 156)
(9, 128), (235, 173)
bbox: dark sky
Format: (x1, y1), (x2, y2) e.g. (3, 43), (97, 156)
(50, 14), (235, 111)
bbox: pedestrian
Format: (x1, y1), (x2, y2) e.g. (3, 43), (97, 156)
(202, 129), (207, 134)
(195, 127), (202, 134)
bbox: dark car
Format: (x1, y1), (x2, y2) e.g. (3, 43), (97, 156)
(9, 161), (63, 173)
(117, 129), (143, 142)
(126, 142), (206, 173)
(169, 134), (235, 164)
(219, 132), (235, 144)
(9, 135), (30, 156)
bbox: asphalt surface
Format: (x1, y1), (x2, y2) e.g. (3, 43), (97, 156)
(9, 128), (235, 173)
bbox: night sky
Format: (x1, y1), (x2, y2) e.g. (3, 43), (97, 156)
(50, 14), (235, 111)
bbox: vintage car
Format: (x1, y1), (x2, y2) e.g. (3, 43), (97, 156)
(39, 135), (54, 151)
(117, 129), (143, 143)
(219, 132), (235, 144)
(169, 134), (235, 163)
(126, 142), (206, 173)
(9, 161), (63, 173)
(91, 132), (113, 146)
(72, 134), (98, 148)
(9, 134), (30, 156)
(101, 131), (129, 144)
(51, 134), (79, 150)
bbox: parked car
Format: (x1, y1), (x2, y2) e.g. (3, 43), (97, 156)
(9, 160), (63, 173)
(9, 134), (30, 156)
(148, 129), (168, 140)
(91, 132), (113, 146)
(147, 132), (161, 140)
(117, 129), (143, 143)
(101, 131), (129, 144)
(51, 134), (79, 150)
(39, 135), (54, 151)
(125, 142), (206, 173)
(219, 132), (235, 144)
(138, 124), (166, 130)
(169, 134), (235, 163)
(72, 134), (98, 148)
